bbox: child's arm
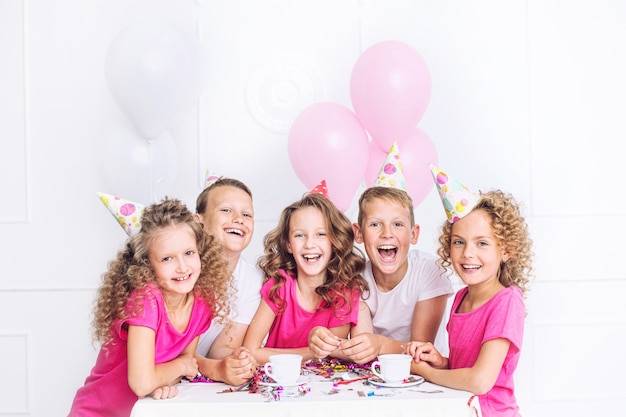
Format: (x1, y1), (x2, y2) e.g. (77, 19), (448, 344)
(196, 346), (256, 386)
(127, 325), (199, 397)
(410, 294), (449, 343)
(207, 322), (249, 359)
(243, 299), (322, 364)
(411, 338), (510, 395)
(336, 301), (407, 363)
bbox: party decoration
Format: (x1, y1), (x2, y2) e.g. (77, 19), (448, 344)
(97, 192), (145, 236)
(288, 102), (369, 212)
(364, 128), (438, 207)
(394, 127), (439, 207)
(350, 40), (432, 151)
(99, 120), (178, 204)
(204, 169), (220, 188)
(430, 165), (481, 223)
(364, 140), (387, 188)
(374, 142), (407, 191)
(105, 22), (202, 138)
(308, 180), (329, 198)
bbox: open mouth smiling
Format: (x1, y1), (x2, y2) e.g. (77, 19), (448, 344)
(378, 245), (397, 259)
(303, 254), (321, 263)
(224, 228), (244, 237)
(173, 274), (191, 282)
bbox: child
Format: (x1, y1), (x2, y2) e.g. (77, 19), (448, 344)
(406, 166), (533, 417)
(193, 174), (261, 385)
(68, 197), (232, 417)
(308, 143), (454, 364)
(243, 190), (368, 364)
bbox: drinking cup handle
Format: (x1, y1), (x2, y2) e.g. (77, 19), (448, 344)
(371, 360), (383, 380)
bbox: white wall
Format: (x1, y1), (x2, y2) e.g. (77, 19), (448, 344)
(1, 1), (624, 416)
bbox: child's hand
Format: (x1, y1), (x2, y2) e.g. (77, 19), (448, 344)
(308, 326), (341, 358)
(178, 352), (200, 380)
(406, 341), (445, 368)
(150, 385), (179, 400)
(339, 333), (381, 364)
(219, 347), (257, 386)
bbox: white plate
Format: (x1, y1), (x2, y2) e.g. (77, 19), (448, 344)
(258, 376), (311, 388)
(367, 375), (424, 388)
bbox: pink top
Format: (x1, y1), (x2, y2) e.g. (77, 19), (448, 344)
(447, 285), (525, 417)
(68, 284), (213, 417)
(262, 269), (360, 348)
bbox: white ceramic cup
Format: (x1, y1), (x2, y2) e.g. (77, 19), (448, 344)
(263, 354), (303, 385)
(371, 353), (412, 383)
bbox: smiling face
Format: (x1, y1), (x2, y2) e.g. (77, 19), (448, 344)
(449, 208), (508, 288)
(195, 185), (254, 263)
(148, 223), (201, 297)
(286, 206), (332, 283)
(354, 197), (419, 282)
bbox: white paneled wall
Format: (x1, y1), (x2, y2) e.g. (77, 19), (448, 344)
(0, 1), (624, 416)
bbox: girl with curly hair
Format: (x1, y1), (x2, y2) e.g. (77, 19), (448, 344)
(68, 198), (231, 417)
(243, 192), (368, 364)
(406, 167), (533, 417)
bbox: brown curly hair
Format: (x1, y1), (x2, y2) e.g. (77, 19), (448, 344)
(91, 197), (231, 347)
(437, 189), (533, 295)
(257, 193), (368, 317)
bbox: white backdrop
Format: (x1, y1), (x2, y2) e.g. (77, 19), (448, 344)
(1, 1), (625, 416)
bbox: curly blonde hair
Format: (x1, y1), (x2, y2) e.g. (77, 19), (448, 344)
(437, 189), (533, 294)
(257, 193), (368, 317)
(92, 197), (231, 347)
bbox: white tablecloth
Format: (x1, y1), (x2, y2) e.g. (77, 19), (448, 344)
(131, 374), (481, 417)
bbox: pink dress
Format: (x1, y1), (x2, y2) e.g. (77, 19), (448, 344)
(447, 285), (525, 417)
(68, 284), (213, 417)
(262, 269), (360, 348)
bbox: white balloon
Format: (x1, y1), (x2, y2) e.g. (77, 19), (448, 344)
(166, 31), (206, 129)
(105, 22), (197, 138)
(99, 120), (178, 203)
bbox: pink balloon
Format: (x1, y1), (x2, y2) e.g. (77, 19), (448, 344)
(288, 103), (370, 211)
(350, 41), (432, 151)
(396, 127), (439, 207)
(364, 140), (387, 187)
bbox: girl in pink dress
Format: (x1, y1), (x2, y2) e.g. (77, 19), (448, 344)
(243, 192), (368, 365)
(406, 167), (533, 417)
(68, 198), (231, 417)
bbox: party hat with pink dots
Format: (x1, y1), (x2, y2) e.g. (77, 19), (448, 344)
(97, 192), (145, 236)
(308, 179), (329, 198)
(429, 165), (481, 223)
(374, 141), (407, 191)
(204, 169), (221, 188)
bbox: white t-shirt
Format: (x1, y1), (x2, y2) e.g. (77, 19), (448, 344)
(196, 257), (263, 356)
(361, 249), (454, 353)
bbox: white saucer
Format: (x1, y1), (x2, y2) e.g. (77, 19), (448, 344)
(258, 375), (311, 388)
(367, 375), (424, 388)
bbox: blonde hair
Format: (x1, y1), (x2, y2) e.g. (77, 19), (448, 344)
(92, 198), (231, 347)
(357, 186), (415, 228)
(195, 177), (253, 216)
(257, 193), (368, 316)
(437, 189), (533, 294)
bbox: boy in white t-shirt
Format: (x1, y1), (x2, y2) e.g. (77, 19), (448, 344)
(193, 175), (263, 385)
(308, 143), (453, 363)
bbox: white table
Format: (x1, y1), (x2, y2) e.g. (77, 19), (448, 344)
(131, 373), (481, 417)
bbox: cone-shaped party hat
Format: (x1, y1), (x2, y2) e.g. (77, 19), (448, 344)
(429, 165), (480, 223)
(308, 179), (329, 198)
(97, 192), (145, 236)
(374, 141), (407, 191)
